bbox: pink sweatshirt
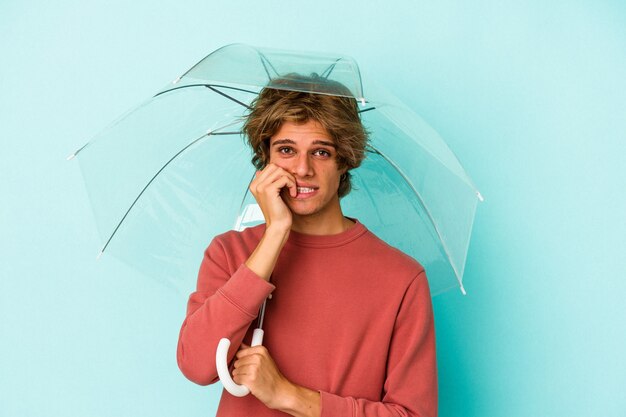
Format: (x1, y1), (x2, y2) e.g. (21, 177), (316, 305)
(177, 221), (437, 417)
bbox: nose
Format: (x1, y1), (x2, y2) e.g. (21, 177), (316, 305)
(291, 153), (313, 178)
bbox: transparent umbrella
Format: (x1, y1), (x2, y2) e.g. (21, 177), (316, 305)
(70, 42), (483, 396)
(70, 43), (481, 299)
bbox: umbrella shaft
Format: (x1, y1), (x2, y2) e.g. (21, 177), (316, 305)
(257, 299), (267, 330)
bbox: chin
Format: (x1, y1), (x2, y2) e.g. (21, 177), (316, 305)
(287, 201), (322, 217)
(289, 206), (319, 217)
(285, 194), (339, 219)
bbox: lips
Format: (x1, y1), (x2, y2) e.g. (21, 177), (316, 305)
(295, 184), (318, 198)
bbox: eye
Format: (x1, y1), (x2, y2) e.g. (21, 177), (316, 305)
(313, 149), (331, 158)
(278, 146), (294, 155)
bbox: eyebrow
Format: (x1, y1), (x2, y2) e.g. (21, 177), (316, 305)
(272, 139), (337, 148)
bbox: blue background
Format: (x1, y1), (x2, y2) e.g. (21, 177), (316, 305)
(1, 1), (625, 416)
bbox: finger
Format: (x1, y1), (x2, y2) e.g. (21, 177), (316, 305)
(232, 361), (257, 374)
(252, 167), (289, 195)
(235, 348), (258, 360)
(273, 165), (295, 184)
(258, 173), (295, 199)
(262, 166), (291, 186)
(256, 164), (280, 182)
(233, 355), (261, 370)
(232, 370), (254, 386)
(232, 370), (252, 386)
(285, 173), (297, 198)
(266, 167), (296, 198)
(251, 165), (277, 189)
(235, 345), (267, 359)
(275, 175), (297, 198)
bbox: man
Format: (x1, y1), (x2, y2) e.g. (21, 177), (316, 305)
(177, 75), (438, 417)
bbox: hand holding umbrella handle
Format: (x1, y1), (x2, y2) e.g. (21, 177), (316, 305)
(216, 328), (265, 397)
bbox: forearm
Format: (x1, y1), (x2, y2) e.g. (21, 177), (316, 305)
(275, 384), (321, 417)
(177, 264), (274, 385)
(318, 391), (433, 417)
(245, 225), (290, 281)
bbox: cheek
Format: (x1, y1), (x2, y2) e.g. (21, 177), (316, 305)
(270, 158), (291, 171)
(322, 168), (342, 187)
(268, 152), (285, 168)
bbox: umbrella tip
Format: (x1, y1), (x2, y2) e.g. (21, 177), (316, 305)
(96, 249), (104, 260)
(460, 284), (467, 296)
(66, 153), (76, 161)
(477, 191), (484, 202)
(173, 76), (181, 84)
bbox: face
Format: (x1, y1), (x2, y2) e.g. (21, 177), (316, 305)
(268, 119), (345, 222)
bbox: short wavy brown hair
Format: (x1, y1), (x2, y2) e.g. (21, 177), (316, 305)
(242, 73), (368, 198)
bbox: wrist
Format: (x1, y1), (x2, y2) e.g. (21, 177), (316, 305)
(264, 223), (291, 246)
(244, 223), (290, 281)
(274, 382), (321, 417)
(265, 220), (291, 236)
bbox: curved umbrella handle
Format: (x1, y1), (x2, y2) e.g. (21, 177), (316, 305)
(216, 328), (264, 397)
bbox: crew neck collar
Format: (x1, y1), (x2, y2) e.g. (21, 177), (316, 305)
(286, 218), (367, 248)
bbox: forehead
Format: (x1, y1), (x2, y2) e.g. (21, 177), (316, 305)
(270, 120), (334, 145)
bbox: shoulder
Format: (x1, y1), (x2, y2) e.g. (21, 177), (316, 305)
(206, 224), (265, 258)
(357, 227), (425, 282)
(361, 228), (424, 269)
(347, 226), (430, 307)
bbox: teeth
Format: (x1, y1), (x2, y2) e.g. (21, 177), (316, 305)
(297, 187), (315, 193)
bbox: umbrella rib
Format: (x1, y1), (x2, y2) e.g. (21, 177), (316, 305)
(257, 51), (280, 81)
(211, 131), (241, 135)
(71, 84), (254, 160)
(320, 59), (341, 79)
(259, 54), (272, 80)
(98, 122), (241, 257)
(235, 173), (257, 229)
(154, 83), (258, 98)
(358, 106), (376, 114)
(368, 145), (465, 293)
(206, 85), (252, 109)
(67, 142), (89, 160)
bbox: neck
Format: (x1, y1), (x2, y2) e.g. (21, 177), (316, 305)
(291, 207), (354, 236)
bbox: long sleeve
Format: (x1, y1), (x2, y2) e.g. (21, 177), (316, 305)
(318, 272), (437, 417)
(179, 223), (438, 417)
(176, 236), (275, 385)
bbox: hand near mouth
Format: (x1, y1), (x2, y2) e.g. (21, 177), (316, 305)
(246, 164), (296, 281)
(250, 163), (296, 233)
(292, 184), (318, 198)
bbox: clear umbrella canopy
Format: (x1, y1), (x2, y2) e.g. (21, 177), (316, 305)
(71, 43), (481, 295)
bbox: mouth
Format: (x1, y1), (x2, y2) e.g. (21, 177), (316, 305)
(295, 185), (318, 198)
